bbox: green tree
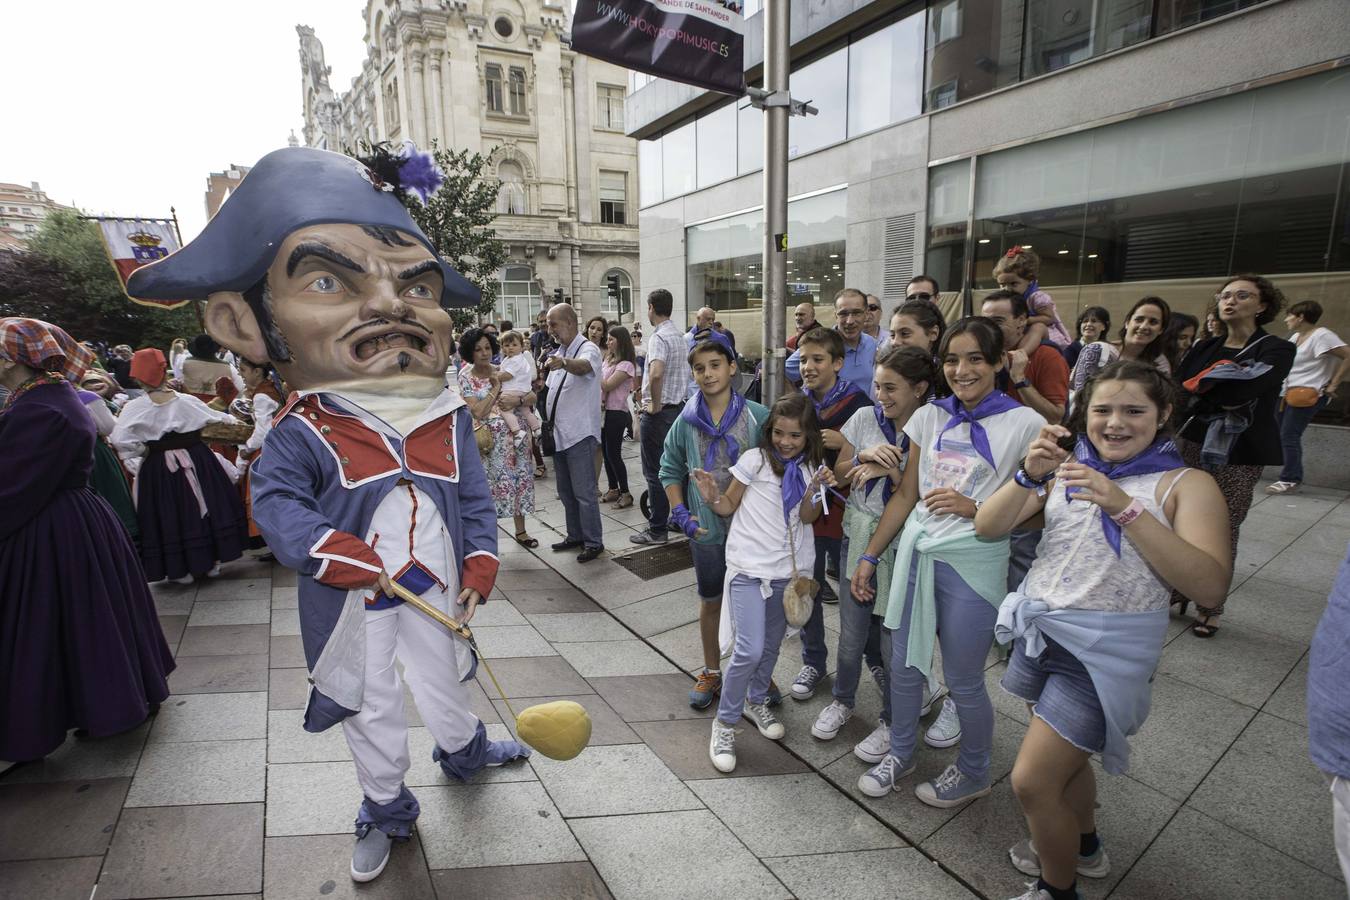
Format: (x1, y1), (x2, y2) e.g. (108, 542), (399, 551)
(351, 141), (508, 329)
(0, 209), (199, 349)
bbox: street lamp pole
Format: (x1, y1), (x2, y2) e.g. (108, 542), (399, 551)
(754, 0), (814, 406)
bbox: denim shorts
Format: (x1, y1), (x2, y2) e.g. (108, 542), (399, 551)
(689, 539), (727, 600)
(1001, 635), (1106, 754)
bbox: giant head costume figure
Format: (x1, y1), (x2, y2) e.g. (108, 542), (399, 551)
(127, 145), (477, 390)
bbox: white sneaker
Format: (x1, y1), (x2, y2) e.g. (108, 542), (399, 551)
(168, 574), (194, 585)
(924, 696), (962, 748)
(743, 702), (785, 740)
(810, 700), (852, 740)
(921, 683), (947, 717)
(853, 720), (891, 763)
(205, 564), (222, 578)
(1007, 883), (1055, 900)
(709, 720), (737, 773)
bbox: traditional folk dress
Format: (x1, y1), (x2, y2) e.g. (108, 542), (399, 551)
(111, 392), (248, 581)
(249, 383), (527, 839)
(0, 366), (173, 760)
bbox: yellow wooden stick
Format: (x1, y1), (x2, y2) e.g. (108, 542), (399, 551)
(385, 580), (593, 761)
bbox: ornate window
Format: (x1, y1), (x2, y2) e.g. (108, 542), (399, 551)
(508, 67), (527, 116)
(497, 160), (526, 215)
(485, 64), (504, 113)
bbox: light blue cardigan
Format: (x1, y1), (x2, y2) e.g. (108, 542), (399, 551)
(995, 593), (1169, 775)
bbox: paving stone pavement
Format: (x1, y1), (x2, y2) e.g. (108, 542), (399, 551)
(2, 436), (1347, 899)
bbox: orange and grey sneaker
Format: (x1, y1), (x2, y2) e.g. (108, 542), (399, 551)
(689, 669), (722, 709)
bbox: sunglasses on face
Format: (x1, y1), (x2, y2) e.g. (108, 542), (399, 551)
(905, 292), (933, 302)
(1215, 290), (1258, 302)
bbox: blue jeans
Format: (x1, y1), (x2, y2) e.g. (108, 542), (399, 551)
(553, 437), (603, 550)
(1279, 396), (1328, 483)
(717, 574), (789, 725)
(1006, 528), (1042, 594)
(887, 557), (997, 782)
(639, 406), (681, 531)
(800, 536), (840, 671)
(833, 535), (887, 716)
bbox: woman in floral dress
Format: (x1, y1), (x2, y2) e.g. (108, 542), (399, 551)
(457, 327), (538, 547)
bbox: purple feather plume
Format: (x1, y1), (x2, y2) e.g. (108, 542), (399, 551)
(396, 141), (444, 204)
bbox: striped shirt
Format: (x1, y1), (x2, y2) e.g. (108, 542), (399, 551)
(642, 318), (693, 406)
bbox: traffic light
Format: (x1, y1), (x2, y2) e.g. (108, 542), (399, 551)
(553, 287), (564, 304)
(605, 273), (620, 302)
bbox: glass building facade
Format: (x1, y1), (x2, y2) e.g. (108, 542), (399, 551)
(926, 69), (1350, 332)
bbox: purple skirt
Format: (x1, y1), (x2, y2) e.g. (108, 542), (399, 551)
(136, 443), (247, 581)
(0, 487), (175, 760)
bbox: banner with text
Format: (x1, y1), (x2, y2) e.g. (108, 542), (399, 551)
(96, 218), (188, 310)
(572, 0), (745, 96)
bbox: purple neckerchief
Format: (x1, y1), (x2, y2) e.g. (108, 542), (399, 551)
(681, 391), (747, 470)
(933, 391), (1022, 469)
(864, 405), (910, 504)
(809, 377), (854, 420)
(1067, 435), (1184, 556)
(775, 450), (810, 524)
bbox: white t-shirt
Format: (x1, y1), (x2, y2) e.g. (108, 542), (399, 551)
(499, 351), (536, 391)
(726, 448), (817, 578)
(841, 407), (908, 519)
(903, 401), (1044, 541)
(1283, 327), (1346, 392)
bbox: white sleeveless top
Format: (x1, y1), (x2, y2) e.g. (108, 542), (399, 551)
(1023, 469), (1188, 613)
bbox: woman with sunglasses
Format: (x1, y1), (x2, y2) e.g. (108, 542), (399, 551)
(1171, 274), (1295, 638)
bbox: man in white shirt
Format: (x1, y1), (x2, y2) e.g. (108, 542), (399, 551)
(632, 289), (694, 545)
(544, 303), (605, 561)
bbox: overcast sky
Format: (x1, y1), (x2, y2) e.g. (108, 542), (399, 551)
(2, 2), (373, 240)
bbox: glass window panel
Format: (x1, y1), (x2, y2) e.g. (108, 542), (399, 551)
(599, 170), (627, 224)
(925, 161), (972, 298)
(847, 11), (925, 138)
(925, 0), (1022, 110)
(662, 120), (697, 199)
(1023, 0), (1151, 79)
(697, 102), (738, 189)
(639, 138), (663, 207)
(686, 189), (847, 324)
(737, 95), (763, 175)
(1155, 0), (1263, 34)
(788, 49), (847, 159)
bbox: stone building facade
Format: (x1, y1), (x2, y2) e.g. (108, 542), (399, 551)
(298, 0), (641, 327)
(0, 182), (73, 251)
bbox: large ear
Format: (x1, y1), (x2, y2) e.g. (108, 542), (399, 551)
(205, 291), (268, 364)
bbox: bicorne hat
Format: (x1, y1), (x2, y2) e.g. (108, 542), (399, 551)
(126, 146), (480, 308)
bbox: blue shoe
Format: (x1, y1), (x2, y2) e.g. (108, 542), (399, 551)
(350, 827), (392, 883)
(857, 753), (915, 797)
(766, 680), (783, 707)
(915, 764), (992, 809)
(689, 669), (721, 709)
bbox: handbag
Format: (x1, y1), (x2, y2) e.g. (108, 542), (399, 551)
(1285, 386), (1321, 408)
(473, 418), (494, 457)
(782, 516), (818, 628)
(540, 341), (576, 457)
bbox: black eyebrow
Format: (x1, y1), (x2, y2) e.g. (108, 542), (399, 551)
(286, 242), (366, 278)
(397, 259), (440, 281)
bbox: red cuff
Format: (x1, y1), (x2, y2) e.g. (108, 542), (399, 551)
(462, 551), (499, 600)
(311, 529), (383, 590)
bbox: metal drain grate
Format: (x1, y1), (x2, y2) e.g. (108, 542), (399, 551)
(612, 540), (694, 580)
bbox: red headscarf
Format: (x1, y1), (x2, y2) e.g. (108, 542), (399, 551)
(0, 317), (95, 382)
(130, 348), (169, 388)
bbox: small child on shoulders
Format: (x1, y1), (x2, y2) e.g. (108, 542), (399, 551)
(994, 245), (1071, 352)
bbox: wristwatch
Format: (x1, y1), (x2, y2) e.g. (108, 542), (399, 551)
(1012, 379), (1030, 389)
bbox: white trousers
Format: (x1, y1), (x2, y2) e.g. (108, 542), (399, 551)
(341, 590), (479, 803)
